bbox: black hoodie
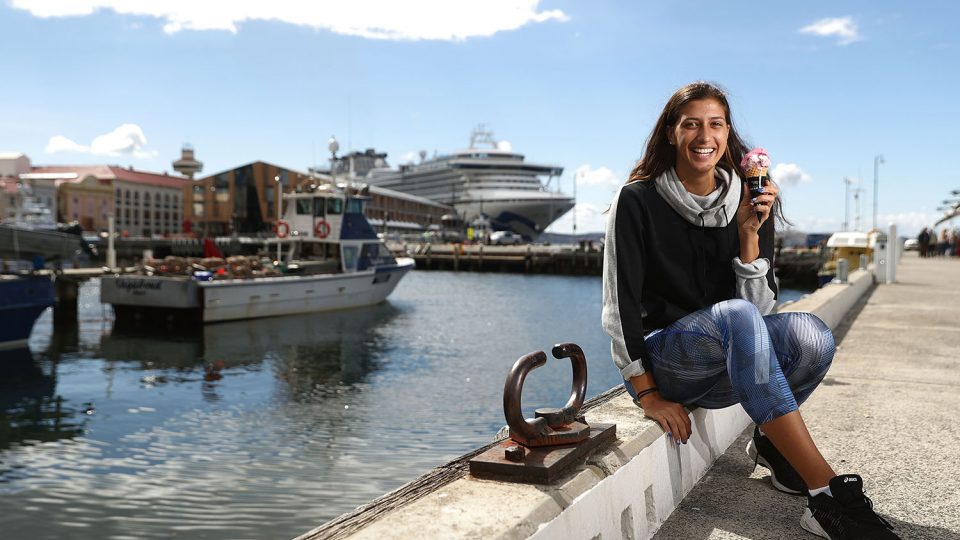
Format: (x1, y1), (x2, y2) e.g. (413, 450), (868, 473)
(601, 167), (777, 380)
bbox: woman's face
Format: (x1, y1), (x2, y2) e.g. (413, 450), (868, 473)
(668, 98), (730, 179)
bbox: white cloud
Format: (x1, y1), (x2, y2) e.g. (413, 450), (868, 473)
(45, 135), (88, 154)
(879, 211), (941, 237)
(575, 164), (620, 187)
(45, 123), (156, 158)
(783, 211), (939, 237)
(771, 163), (812, 186)
(799, 17), (861, 45)
(10, 1), (569, 40)
(546, 202), (607, 234)
(90, 123), (154, 157)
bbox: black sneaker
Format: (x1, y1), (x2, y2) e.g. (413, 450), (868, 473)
(746, 426), (806, 495)
(800, 474), (899, 539)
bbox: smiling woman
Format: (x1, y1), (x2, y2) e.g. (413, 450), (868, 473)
(603, 82), (900, 539)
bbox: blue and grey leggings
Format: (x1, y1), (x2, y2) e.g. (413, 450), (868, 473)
(626, 299), (835, 425)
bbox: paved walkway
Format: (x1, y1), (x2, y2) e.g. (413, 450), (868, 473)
(655, 252), (960, 540)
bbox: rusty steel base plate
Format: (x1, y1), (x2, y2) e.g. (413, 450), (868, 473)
(468, 423), (616, 484)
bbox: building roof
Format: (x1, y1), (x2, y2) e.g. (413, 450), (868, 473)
(26, 165), (188, 189)
(108, 166), (188, 188)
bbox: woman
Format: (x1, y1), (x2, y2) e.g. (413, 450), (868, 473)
(601, 82), (897, 539)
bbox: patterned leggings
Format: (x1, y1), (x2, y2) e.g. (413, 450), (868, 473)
(626, 299), (835, 425)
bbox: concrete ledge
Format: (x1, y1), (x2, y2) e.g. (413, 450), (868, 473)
(777, 268), (873, 328)
(305, 271), (877, 540)
(314, 396), (749, 540)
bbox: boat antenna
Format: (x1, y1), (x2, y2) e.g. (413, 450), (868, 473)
(470, 124), (496, 149)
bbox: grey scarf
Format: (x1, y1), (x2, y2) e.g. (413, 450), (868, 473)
(654, 167), (742, 227)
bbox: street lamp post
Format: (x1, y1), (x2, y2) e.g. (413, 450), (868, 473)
(853, 187), (864, 231)
(843, 177), (855, 232)
(572, 170), (578, 239)
(872, 154), (884, 230)
(274, 174), (281, 261)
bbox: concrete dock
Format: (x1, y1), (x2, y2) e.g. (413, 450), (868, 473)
(655, 252), (960, 539)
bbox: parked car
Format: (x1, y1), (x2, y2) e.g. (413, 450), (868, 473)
(903, 238), (919, 251)
(490, 231), (523, 245)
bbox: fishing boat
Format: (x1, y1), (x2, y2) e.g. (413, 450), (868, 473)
(0, 272), (55, 350)
(816, 231), (875, 286)
(100, 181), (415, 326)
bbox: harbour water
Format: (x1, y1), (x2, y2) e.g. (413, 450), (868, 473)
(0, 272), (808, 540)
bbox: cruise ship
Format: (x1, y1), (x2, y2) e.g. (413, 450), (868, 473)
(341, 127), (573, 239)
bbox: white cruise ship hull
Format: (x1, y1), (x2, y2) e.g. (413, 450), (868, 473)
(454, 190), (574, 239)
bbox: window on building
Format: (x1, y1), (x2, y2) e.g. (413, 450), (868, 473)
(214, 174), (230, 202)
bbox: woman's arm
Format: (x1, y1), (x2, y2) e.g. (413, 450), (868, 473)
(734, 180), (779, 314)
(602, 186), (650, 379)
(603, 186), (692, 443)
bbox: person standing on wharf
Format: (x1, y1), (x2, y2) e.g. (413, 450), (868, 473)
(601, 82), (898, 539)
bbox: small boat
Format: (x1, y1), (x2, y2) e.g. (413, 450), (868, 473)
(0, 191), (94, 264)
(816, 231), (875, 286)
(100, 181), (415, 326)
(0, 272), (55, 350)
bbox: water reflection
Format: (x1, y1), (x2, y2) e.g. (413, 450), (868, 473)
(0, 348), (85, 454)
(101, 302), (400, 390)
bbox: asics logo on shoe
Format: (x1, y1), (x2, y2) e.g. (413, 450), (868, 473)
(844, 477), (859, 483)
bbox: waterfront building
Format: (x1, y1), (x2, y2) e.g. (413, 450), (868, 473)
(19, 164), (188, 236)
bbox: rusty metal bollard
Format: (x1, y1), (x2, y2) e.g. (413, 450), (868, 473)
(502, 343), (590, 447)
(468, 342), (616, 483)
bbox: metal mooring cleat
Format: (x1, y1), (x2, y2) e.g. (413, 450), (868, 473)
(503, 343), (590, 447)
(468, 342), (616, 483)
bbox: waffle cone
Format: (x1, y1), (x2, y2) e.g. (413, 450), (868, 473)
(745, 165), (767, 178)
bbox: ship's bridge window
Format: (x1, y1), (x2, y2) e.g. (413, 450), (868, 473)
(358, 242), (396, 270)
(314, 198), (325, 217)
(342, 245), (357, 272)
(296, 198), (313, 215)
(326, 197), (343, 215)
(346, 198), (364, 214)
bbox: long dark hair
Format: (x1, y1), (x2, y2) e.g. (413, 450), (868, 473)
(629, 81), (786, 225)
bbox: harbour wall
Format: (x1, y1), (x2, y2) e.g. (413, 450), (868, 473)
(395, 242), (604, 276)
(300, 268), (877, 540)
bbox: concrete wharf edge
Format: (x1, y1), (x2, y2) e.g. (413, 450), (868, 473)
(299, 264), (902, 540)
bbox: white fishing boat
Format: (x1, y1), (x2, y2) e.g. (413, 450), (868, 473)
(100, 181), (415, 326)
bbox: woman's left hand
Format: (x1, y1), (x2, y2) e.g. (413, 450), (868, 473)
(737, 179), (779, 232)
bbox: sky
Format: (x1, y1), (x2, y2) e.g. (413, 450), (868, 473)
(2, 0), (959, 237)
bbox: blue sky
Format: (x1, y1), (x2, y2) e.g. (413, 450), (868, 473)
(1, 0), (958, 237)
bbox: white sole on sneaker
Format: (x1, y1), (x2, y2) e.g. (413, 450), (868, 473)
(746, 439), (804, 495)
(799, 508), (831, 538)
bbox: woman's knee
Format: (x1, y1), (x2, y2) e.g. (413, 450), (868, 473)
(790, 312), (836, 368)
